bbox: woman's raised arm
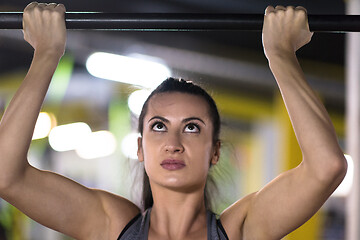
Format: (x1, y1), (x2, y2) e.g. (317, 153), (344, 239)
(0, 3), (139, 239)
(221, 6), (347, 240)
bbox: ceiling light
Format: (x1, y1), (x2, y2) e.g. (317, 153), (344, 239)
(121, 132), (140, 159)
(48, 122), (91, 152)
(128, 89), (151, 116)
(76, 131), (117, 159)
(86, 52), (171, 89)
(32, 112), (55, 140)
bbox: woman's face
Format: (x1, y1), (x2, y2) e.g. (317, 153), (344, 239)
(138, 92), (220, 192)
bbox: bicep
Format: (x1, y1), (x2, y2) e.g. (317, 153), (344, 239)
(1, 163), (133, 239)
(243, 163), (336, 239)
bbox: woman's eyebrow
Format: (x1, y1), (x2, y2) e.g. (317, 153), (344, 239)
(148, 116), (205, 125)
(148, 116), (169, 123)
(183, 117), (206, 125)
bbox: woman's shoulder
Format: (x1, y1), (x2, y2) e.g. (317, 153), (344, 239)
(93, 189), (141, 239)
(219, 192), (257, 239)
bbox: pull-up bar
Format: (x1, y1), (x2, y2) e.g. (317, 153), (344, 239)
(0, 12), (359, 32)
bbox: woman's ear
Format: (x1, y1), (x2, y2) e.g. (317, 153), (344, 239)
(137, 137), (144, 162)
(210, 140), (221, 165)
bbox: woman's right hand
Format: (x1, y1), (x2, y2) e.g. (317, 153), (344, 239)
(23, 2), (66, 57)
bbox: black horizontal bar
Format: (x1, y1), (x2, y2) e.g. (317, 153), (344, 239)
(0, 12), (359, 32)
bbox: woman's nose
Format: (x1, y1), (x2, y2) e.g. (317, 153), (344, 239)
(164, 133), (184, 153)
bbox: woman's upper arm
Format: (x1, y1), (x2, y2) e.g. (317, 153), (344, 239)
(224, 161), (344, 240)
(1, 163), (139, 240)
(220, 192), (256, 240)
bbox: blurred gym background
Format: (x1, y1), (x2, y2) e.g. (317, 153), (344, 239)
(0, 0), (353, 239)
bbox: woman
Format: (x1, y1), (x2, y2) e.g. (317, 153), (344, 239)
(0, 2), (347, 240)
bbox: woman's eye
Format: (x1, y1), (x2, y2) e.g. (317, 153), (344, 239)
(152, 122), (167, 132)
(184, 123), (200, 133)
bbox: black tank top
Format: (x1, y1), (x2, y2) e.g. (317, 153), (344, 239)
(118, 208), (229, 240)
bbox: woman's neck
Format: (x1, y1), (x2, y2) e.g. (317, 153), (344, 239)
(149, 187), (208, 239)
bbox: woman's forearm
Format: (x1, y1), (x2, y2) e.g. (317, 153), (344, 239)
(268, 51), (346, 176)
(0, 51), (61, 188)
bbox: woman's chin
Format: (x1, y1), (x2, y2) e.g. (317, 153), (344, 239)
(156, 179), (204, 193)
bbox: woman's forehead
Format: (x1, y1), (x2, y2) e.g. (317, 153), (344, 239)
(145, 92), (210, 119)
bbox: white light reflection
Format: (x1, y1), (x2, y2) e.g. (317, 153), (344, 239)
(332, 154), (354, 197)
(76, 131), (117, 159)
(32, 112), (55, 140)
(49, 122), (91, 152)
(121, 132), (140, 159)
(128, 89), (151, 116)
(86, 52), (171, 89)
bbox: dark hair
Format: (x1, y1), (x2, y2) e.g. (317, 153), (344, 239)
(138, 77), (221, 210)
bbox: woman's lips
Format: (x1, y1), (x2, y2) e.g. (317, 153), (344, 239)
(161, 159), (186, 170)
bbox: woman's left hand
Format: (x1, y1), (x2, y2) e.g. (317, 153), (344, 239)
(262, 6), (313, 59)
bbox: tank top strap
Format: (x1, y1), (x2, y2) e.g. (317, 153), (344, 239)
(117, 208), (151, 240)
(206, 210), (229, 240)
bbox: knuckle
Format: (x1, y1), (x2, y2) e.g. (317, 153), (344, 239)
(286, 6), (295, 10)
(295, 10), (307, 19)
(265, 6), (275, 16)
(275, 5), (286, 12)
(286, 6), (295, 14)
(24, 1), (38, 9)
(295, 6), (308, 14)
(267, 11), (276, 18)
(297, 9), (307, 16)
(265, 5), (274, 11)
(33, 6), (41, 14)
(57, 4), (66, 12)
(265, 11), (277, 21)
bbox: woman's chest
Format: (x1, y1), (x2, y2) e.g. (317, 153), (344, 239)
(148, 227), (208, 240)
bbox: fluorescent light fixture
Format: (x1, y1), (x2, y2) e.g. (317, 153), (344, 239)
(128, 89), (151, 116)
(76, 131), (117, 159)
(48, 122), (92, 152)
(121, 132), (140, 159)
(32, 112), (55, 140)
(332, 154), (354, 197)
(86, 52), (171, 89)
